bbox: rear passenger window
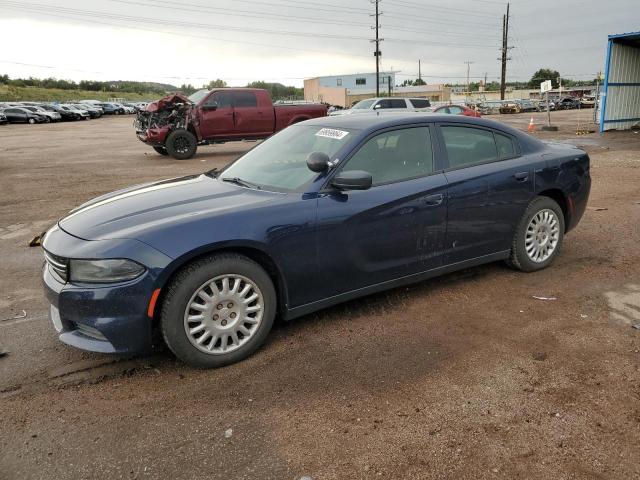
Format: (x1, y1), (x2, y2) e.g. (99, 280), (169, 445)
(441, 126), (498, 169)
(344, 127), (434, 186)
(389, 99), (407, 108)
(409, 99), (430, 108)
(495, 132), (516, 159)
(233, 91), (258, 108)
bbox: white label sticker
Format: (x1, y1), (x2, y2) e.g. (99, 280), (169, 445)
(315, 128), (349, 140)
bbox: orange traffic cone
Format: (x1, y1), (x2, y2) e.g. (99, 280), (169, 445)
(527, 117), (536, 132)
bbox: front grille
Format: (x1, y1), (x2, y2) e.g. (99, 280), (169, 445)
(44, 250), (69, 282)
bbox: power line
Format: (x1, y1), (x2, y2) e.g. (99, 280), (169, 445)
(386, 0), (500, 19)
(0, 1), (370, 40)
(106, 0), (373, 28)
(146, 0), (369, 15)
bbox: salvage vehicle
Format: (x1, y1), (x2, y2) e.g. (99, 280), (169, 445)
(21, 105), (62, 122)
(580, 96), (596, 108)
(43, 104), (82, 121)
(42, 113), (591, 368)
(538, 99), (556, 111)
(98, 102), (124, 115)
(516, 100), (537, 113)
(0, 107), (47, 124)
(499, 101), (521, 114)
(330, 97), (431, 116)
(432, 104), (481, 117)
(59, 105), (90, 120)
(556, 97), (580, 110)
(135, 88), (327, 160)
(477, 101), (503, 115)
(68, 103), (103, 118)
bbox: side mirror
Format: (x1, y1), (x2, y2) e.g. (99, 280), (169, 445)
(203, 102), (218, 111)
(306, 151), (330, 173)
(331, 170), (372, 191)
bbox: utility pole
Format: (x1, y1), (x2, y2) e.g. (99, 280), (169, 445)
(388, 75), (391, 96)
(499, 2), (511, 100)
(464, 61), (474, 103)
(370, 0), (383, 97)
(418, 59), (422, 83)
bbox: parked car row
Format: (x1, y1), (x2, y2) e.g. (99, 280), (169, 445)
(476, 96), (596, 115)
(0, 100), (149, 124)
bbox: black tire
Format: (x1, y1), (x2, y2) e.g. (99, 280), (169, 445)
(152, 146), (169, 156)
(508, 196), (565, 272)
(165, 129), (198, 160)
(160, 253), (276, 369)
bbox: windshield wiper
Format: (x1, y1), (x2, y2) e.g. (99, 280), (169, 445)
(221, 177), (262, 190)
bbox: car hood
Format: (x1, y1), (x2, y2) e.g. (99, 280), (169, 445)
(145, 93), (193, 113)
(59, 174), (279, 242)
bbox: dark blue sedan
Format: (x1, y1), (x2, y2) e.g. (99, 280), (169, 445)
(42, 113), (591, 368)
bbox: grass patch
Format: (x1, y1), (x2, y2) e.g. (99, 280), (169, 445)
(0, 85), (160, 102)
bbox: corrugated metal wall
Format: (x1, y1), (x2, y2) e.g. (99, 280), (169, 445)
(602, 41), (640, 131)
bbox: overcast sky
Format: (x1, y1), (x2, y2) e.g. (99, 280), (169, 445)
(0, 0), (637, 87)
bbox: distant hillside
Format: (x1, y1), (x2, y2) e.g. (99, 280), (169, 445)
(0, 85), (161, 102)
(108, 80), (178, 91)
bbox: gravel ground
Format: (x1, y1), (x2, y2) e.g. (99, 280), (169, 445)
(0, 110), (639, 480)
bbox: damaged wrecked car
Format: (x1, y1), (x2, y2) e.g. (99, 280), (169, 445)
(135, 88), (328, 160)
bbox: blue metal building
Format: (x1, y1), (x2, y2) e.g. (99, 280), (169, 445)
(600, 31), (640, 132)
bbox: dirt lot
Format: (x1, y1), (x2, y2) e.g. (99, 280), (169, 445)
(1, 110), (639, 480)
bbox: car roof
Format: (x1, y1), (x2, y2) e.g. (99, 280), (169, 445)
(304, 112), (489, 130)
(302, 112), (542, 150)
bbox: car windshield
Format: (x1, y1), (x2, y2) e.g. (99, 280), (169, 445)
(219, 125), (355, 192)
(352, 99), (376, 110)
(189, 89), (210, 104)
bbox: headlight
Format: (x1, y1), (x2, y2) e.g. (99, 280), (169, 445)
(69, 259), (146, 283)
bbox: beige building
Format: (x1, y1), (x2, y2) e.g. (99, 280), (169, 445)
(304, 76), (451, 107)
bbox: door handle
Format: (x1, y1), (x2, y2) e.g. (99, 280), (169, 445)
(424, 194), (444, 206)
(514, 172), (529, 182)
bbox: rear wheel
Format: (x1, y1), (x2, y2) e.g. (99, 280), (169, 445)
(165, 129), (198, 160)
(153, 146), (169, 156)
(508, 196), (565, 272)
(160, 253), (276, 368)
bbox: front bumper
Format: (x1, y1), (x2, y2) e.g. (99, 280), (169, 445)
(42, 225), (173, 354)
(136, 125), (171, 147)
(43, 265), (156, 353)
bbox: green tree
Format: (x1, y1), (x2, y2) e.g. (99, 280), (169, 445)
(529, 69), (561, 89)
(207, 79), (227, 89)
(0, 74), (9, 84)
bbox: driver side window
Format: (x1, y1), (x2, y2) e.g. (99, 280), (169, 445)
(342, 127), (434, 186)
(205, 92), (233, 109)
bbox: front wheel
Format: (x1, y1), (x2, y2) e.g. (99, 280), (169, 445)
(508, 196), (565, 272)
(165, 129), (197, 160)
(28, 118), (36, 124)
(160, 253), (276, 368)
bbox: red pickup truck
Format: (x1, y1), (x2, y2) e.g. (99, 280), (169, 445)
(135, 88), (327, 159)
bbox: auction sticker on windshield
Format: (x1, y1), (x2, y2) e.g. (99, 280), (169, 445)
(315, 128), (349, 140)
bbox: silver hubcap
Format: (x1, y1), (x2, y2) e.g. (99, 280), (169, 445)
(184, 274), (263, 355)
(525, 209), (560, 263)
